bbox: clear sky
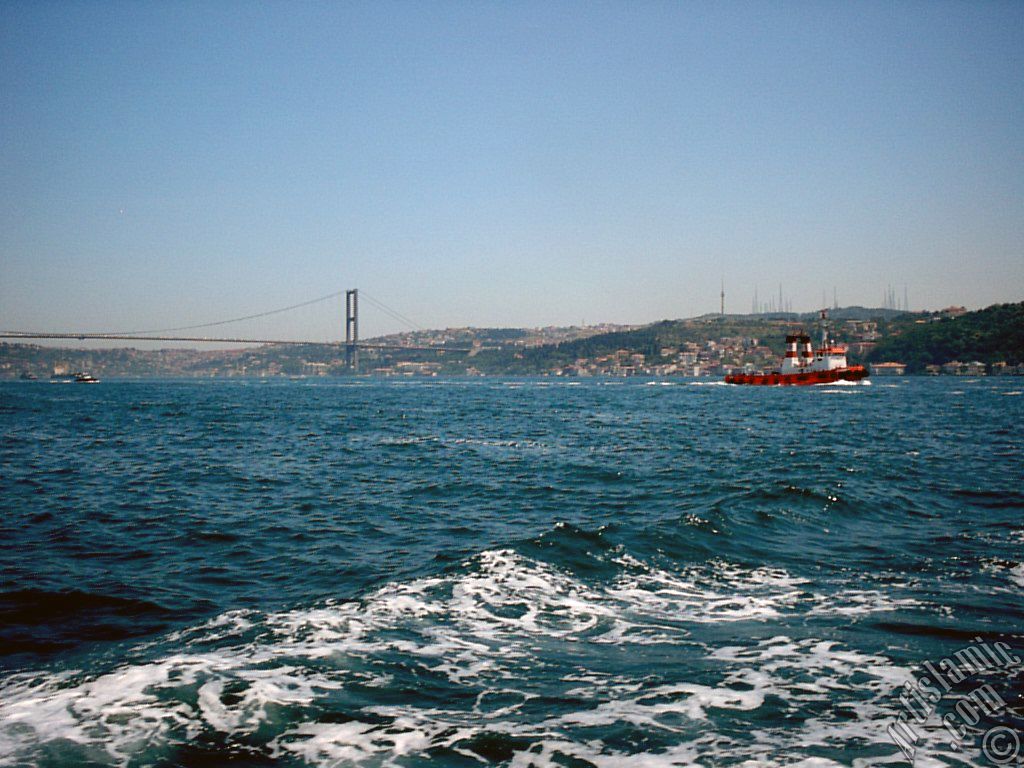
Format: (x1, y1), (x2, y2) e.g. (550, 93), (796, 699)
(2, 0), (1022, 341)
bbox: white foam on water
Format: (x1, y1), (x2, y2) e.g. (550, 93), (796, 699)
(506, 737), (717, 768)
(603, 557), (807, 626)
(265, 633), (952, 767)
(446, 437), (547, 452)
(806, 589), (920, 617)
(609, 554), (920, 626)
(549, 674), (767, 728)
(376, 435), (439, 446)
(0, 549), (938, 766)
(979, 559), (1024, 592)
(1009, 563), (1024, 588)
(268, 718), (479, 766)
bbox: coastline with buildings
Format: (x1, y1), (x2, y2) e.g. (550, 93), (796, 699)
(3, 302), (1021, 380)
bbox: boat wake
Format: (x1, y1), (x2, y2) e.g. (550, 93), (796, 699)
(0, 546), (946, 767)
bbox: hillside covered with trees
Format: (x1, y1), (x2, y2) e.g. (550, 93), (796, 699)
(467, 308), (904, 375)
(866, 302), (1024, 372)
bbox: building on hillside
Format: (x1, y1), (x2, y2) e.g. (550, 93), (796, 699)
(870, 362), (906, 376)
(849, 341), (877, 356)
(992, 362), (1024, 375)
(941, 360), (987, 376)
(942, 361), (964, 375)
(395, 361), (440, 376)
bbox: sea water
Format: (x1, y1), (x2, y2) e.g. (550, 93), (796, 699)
(0, 377), (1021, 766)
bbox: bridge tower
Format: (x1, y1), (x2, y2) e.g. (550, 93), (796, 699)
(345, 289), (359, 372)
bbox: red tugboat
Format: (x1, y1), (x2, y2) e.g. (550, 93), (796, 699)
(725, 310), (869, 386)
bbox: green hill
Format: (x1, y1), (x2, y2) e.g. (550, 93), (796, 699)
(866, 303), (1024, 372)
(470, 316), (805, 374)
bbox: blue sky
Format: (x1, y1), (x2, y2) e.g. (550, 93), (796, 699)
(2, 1), (1022, 341)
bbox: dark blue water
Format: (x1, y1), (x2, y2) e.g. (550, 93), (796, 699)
(1, 378), (1022, 767)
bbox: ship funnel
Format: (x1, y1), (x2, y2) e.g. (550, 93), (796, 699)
(799, 334), (813, 361)
(785, 334), (799, 359)
(782, 334), (801, 373)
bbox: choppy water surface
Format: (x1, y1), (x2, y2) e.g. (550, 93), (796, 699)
(1, 377), (1021, 767)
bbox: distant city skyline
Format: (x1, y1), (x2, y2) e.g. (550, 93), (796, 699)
(2, 1), (1022, 342)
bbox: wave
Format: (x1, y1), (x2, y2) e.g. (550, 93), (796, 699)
(0, 590), (178, 660)
(1011, 564), (1024, 588)
(0, 542), (936, 767)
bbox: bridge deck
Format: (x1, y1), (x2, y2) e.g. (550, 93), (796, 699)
(0, 332), (478, 353)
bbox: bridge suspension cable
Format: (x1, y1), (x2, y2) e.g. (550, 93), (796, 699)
(359, 290), (425, 332)
(0, 286), (479, 350)
(92, 289), (348, 336)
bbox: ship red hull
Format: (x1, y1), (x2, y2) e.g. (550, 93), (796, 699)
(725, 366), (869, 386)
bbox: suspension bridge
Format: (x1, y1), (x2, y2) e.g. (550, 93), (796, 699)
(0, 289), (486, 372)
